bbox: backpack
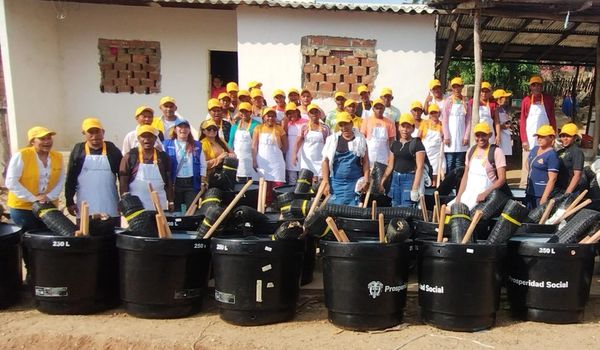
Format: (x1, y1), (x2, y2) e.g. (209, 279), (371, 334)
(467, 144), (512, 196)
(409, 138), (433, 187)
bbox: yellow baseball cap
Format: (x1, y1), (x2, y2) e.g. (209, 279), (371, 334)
(334, 91), (346, 100)
(357, 85), (369, 94)
(262, 107), (276, 117)
(226, 82), (238, 92)
(81, 118), (103, 132)
(250, 89), (263, 98)
(336, 111), (353, 124)
(535, 124), (555, 137)
(218, 92), (230, 100)
(300, 88), (312, 96)
(273, 89), (285, 98)
(288, 88), (300, 96)
(473, 122), (492, 135)
(428, 104), (440, 113)
(450, 77), (464, 87)
(429, 79), (442, 89)
(344, 99), (357, 108)
(399, 113), (415, 126)
(380, 87), (393, 97)
(135, 106), (154, 118)
(307, 103), (320, 112)
(201, 119), (218, 129)
(238, 89), (250, 98)
(410, 101), (424, 111)
(560, 123), (578, 136)
(372, 98), (385, 107)
(529, 76), (543, 85)
(248, 81), (262, 89)
(285, 102), (298, 113)
(238, 102), (252, 112)
(137, 125), (158, 137)
(27, 126), (56, 142)
(207, 98), (221, 110)
(481, 82), (492, 91)
(159, 96), (176, 106)
(492, 89), (513, 100)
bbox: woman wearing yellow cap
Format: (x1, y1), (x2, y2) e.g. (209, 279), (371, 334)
(6, 126), (65, 230)
(122, 106), (164, 155)
(468, 82), (497, 142)
(557, 123), (586, 194)
(200, 119), (235, 180)
(283, 102), (308, 184)
(272, 89), (287, 123)
(360, 98), (396, 167)
(380, 88), (400, 126)
(288, 88), (301, 107)
(424, 79), (445, 115)
(409, 101), (424, 138)
(418, 104), (444, 185)
(356, 85), (372, 119)
(326, 92), (346, 129)
(526, 124), (559, 208)
(119, 125), (174, 211)
(293, 104), (330, 179)
(206, 98), (232, 143)
(228, 102), (260, 182)
(218, 92), (234, 123)
(250, 89), (266, 122)
(253, 108), (288, 206)
(322, 112), (370, 206)
(492, 89), (513, 156)
(298, 89), (313, 118)
(343, 99), (363, 131)
(65, 118), (122, 225)
(442, 77), (471, 174)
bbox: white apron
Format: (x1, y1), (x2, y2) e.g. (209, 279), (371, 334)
(286, 121), (303, 171)
(76, 143), (119, 217)
(421, 126), (443, 176)
(479, 104), (495, 140)
(411, 123), (420, 138)
(233, 123), (257, 179)
(497, 109), (513, 155)
(450, 147), (493, 210)
(366, 122), (390, 167)
(526, 101), (549, 146)
(299, 129), (325, 177)
(360, 102), (371, 119)
(444, 101), (468, 153)
(257, 131), (286, 182)
(129, 148), (168, 210)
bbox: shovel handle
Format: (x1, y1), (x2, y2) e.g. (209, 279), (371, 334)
(461, 210), (482, 244)
(378, 213), (385, 243)
(437, 204), (447, 243)
(203, 180), (253, 239)
(538, 198), (555, 224)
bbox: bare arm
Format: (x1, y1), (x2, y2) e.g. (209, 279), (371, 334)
(541, 172), (558, 204)
(252, 130), (259, 170)
(321, 157), (330, 196)
(292, 133), (304, 166)
(412, 151), (425, 191)
(379, 153), (395, 193)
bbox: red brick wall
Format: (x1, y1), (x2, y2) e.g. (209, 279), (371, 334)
(98, 39), (161, 94)
(301, 35), (378, 100)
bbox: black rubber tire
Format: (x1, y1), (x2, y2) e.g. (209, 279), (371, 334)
(305, 210), (333, 239)
(273, 221), (304, 240)
(485, 199), (528, 244)
(370, 161), (389, 194)
(197, 206), (224, 237)
(127, 210), (159, 237)
(321, 204), (369, 219)
(385, 218), (411, 243)
(32, 201), (78, 236)
(436, 166), (465, 195)
(118, 193), (145, 216)
(274, 192), (296, 211)
(229, 206), (269, 226)
(526, 192), (572, 223)
(553, 209), (600, 243)
(376, 206), (426, 221)
(471, 189), (510, 220)
(285, 199), (312, 219)
(449, 202), (471, 243)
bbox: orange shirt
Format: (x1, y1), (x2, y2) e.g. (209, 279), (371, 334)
(360, 116), (396, 139)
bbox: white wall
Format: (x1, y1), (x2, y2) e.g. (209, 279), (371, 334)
(1, 0), (237, 151)
(236, 5), (436, 114)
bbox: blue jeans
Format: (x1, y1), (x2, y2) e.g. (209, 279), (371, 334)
(389, 171), (415, 207)
(9, 208), (47, 231)
(445, 152), (466, 174)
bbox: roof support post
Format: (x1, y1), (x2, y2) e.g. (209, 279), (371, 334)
(593, 27), (600, 154)
(471, 4), (482, 144)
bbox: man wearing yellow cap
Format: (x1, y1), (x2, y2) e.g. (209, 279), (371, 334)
(409, 101), (424, 138)
(418, 103), (444, 184)
(519, 75), (556, 189)
(271, 89), (287, 123)
(468, 82), (497, 141)
(153, 96), (183, 139)
(228, 102), (260, 181)
(288, 88), (301, 107)
(525, 124), (559, 208)
(65, 118), (122, 225)
(227, 82), (239, 112)
(451, 122), (507, 210)
(343, 99), (363, 131)
(360, 98), (395, 167)
(557, 123), (586, 194)
(122, 106), (164, 155)
(283, 101), (308, 184)
(218, 92), (234, 122)
(298, 88), (313, 118)
(492, 89), (513, 156)
(6, 126), (65, 230)
(442, 76), (470, 174)
(326, 91), (347, 129)
(380, 88), (400, 127)
(424, 79), (445, 115)
(356, 85), (372, 119)
(250, 89), (266, 122)
(119, 125), (174, 211)
(206, 98), (232, 143)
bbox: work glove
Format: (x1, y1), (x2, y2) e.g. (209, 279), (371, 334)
(410, 190), (420, 202)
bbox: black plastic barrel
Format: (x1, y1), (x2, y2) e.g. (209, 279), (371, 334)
(24, 229), (119, 314)
(418, 241), (504, 331)
(211, 236), (304, 325)
(165, 212), (204, 231)
(321, 239), (409, 331)
(116, 231), (211, 318)
(334, 217), (390, 241)
(413, 220), (491, 242)
(507, 235), (597, 323)
(221, 183), (260, 208)
(0, 224), (22, 308)
(515, 223), (557, 235)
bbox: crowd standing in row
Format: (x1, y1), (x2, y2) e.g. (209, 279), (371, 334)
(5, 76), (587, 230)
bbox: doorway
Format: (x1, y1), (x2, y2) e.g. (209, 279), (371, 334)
(210, 51), (238, 98)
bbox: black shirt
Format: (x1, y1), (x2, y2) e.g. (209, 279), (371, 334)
(557, 143), (585, 191)
(391, 138), (425, 173)
(336, 136), (353, 153)
(65, 141), (122, 207)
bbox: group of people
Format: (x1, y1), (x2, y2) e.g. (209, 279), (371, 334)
(4, 75), (588, 230)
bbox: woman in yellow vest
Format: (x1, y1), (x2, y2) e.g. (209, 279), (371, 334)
(6, 126), (65, 230)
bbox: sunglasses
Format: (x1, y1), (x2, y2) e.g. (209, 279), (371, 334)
(205, 127), (218, 132)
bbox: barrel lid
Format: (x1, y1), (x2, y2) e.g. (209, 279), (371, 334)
(23, 229), (115, 251)
(211, 235), (304, 256)
(116, 231), (210, 255)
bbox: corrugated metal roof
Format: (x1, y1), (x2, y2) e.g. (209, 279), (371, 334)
(152, 0), (439, 14)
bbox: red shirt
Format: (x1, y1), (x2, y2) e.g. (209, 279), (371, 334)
(519, 94), (556, 143)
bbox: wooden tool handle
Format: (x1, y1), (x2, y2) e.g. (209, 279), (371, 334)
(434, 191), (441, 222)
(419, 195), (428, 222)
(319, 194), (331, 210)
(185, 189), (204, 216)
(432, 204), (439, 224)
(338, 229), (350, 243)
(325, 216), (344, 243)
(203, 180), (253, 239)
(371, 200), (377, 220)
(461, 210), (482, 244)
(552, 199), (591, 224)
(378, 213), (385, 243)
(307, 180), (325, 217)
(74, 230), (83, 237)
(258, 178), (266, 213)
(566, 189), (588, 212)
(362, 184), (372, 208)
(80, 201), (89, 236)
(156, 214), (167, 238)
(581, 227), (600, 244)
(150, 191), (164, 215)
(538, 198), (555, 224)
(437, 204), (446, 243)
